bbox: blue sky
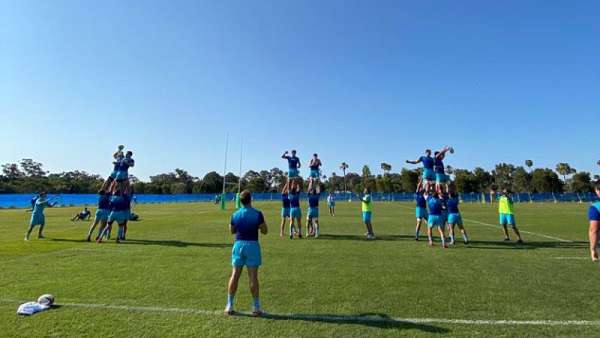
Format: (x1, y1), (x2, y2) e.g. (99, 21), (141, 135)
(1, 0), (599, 180)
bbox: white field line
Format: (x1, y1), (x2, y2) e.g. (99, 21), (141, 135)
(2, 299), (599, 326)
(550, 257), (588, 260)
(461, 218), (573, 243)
(395, 204), (574, 243)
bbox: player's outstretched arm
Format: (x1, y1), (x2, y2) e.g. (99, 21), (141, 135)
(281, 151), (289, 159)
(406, 158), (421, 164)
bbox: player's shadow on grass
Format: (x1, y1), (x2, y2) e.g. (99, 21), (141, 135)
(463, 240), (587, 250)
(237, 312), (448, 332)
(318, 234), (414, 241)
(122, 239), (230, 248)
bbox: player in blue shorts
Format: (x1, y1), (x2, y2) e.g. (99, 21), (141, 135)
(288, 180), (303, 239)
(361, 188), (375, 240)
(282, 150), (301, 183)
(426, 192), (447, 248)
(25, 192), (57, 241)
(406, 149), (435, 193)
(279, 182), (291, 237)
(440, 192), (449, 234)
(98, 185), (132, 243)
(86, 190), (111, 241)
(225, 190), (268, 316)
(327, 193), (336, 216)
(447, 192), (469, 245)
(308, 153), (322, 184)
(433, 147), (452, 194)
(414, 187), (428, 241)
(588, 180), (600, 262)
(306, 180), (321, 237)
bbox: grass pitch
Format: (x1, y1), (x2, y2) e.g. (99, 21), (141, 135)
(0, 200), (598, 337)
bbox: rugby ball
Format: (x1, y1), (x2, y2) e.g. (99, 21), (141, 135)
(449, 146), (455, 154)
(118, 145), (125, 150)
(37, 294), (55, 306)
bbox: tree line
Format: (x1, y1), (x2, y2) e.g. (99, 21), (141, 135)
(1, 159), (597, 195)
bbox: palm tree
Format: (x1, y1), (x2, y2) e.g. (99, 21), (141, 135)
(556, 163), (576, 183)
(380, 163), (392, 175)
(340, 162), (349, 193)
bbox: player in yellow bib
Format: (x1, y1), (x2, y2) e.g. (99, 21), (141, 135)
(361, 188), (375, 240)
(498, 189), (524, 243)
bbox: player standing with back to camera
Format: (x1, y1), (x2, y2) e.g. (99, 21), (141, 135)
(588, 180), (600, 262)
(225, 190), (268, 316)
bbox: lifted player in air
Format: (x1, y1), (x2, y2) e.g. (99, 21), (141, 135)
(414, 187), (428, 241)
(433, 146), (453, 194)
(306, 179), (321, 237)
(406, 149), (435, 193)
(281, 150), (301, 183)
(447, 191), (469, 245)
(308, 153), (322, 184)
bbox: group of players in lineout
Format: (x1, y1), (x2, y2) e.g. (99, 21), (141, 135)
(25, 145), (135, 243)
(278, 147), (523, 246)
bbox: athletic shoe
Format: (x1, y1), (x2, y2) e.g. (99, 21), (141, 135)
(503, 238), (511, 242)
(289, 234), (293, 240)
(38, 235), (45, 239)
(86, 236), (91, 242)
(252, 309), (264, 317)
(24, 236), (29, 241)
(428, 241), (433, 246)
(516, 239), (524, 244)
(415, 236), (419, 241)
(366, 234), (375, 240)
(224, 306), (234, 316)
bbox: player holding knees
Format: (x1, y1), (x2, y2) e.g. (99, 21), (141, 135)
(414, 187), (428, 240)
(306, 180), (321, 237)
(427, 192), (447, 248)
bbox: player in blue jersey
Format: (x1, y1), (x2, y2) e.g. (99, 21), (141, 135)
(426, 192), (447, 248)
(414, 187), (428, 241)
(440, 192), (449, 234)
(282, 150), (301, 183)
(225, 190), (268, 316)
(98, 185), (132, 243)
(588, 180), (600, 262)
(327, 193), (336, 216)
(306, 179), (321, 237)
(308, 153), (322, 184)
(447, 192), (469, 245)
(288, 180), (303, 239)
(279, 182), (291, 237)
(406, 149), (435, 193)
(25, 192), (57, 241)
(433, 147), (452, 194)
(86, 190), (111, 242)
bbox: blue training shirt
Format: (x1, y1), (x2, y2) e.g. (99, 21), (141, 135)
(287, 156), (300, 169)
(281, 193), (290, 209)
(415, 193), (427, 208)
(447, 197), (460, 214)
(308, 193), (320, 208)
(231, 206), (265, 241)
(109, 194), (131, 212)
(98, 194), (110, 210)
(290, 192), (300, 208)
(434, 158), (445, 173)
(589, 203), (600, 221)
(421, 156), (434, 169)
(427, 196), (442, 216)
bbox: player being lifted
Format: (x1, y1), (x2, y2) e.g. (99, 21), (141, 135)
(281, 150), (301, 183)
(406, 149), (435, 193)
(306, 179), (321, 237)
(308, 153), (322, 184)
(433, 147), (453, 193)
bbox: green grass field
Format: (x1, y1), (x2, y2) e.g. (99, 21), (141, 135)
(1, 201), (598, 337)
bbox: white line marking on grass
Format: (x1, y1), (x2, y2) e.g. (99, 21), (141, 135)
(550, 257), (588, 260)
(2, 299), (599, 327)
(462, 218), (573, 243)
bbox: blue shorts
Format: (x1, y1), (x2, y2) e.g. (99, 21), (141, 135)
(281, 207), (290, 218)
(232, 240), (261, 267)
(288, 168), (299, 178)
(108, 210), (130, 224)
(115, 171), (129, 181)
(423, 168), (435, 181)
(362, 211), (372, 222)
(328, 202), (335, 208)
(95, 208), (110, 222)
(109, 171), (118, 179)
(290, 207), (302, 219)
(307, 207), (319, 219)
(448, 213), (462, 225)
(441, 210), (448, 224)
(30, 213), (45, 226)
(435, 173), (447, 184)
(500, 213), (516, 227)
(310, 169), (320, 178)
(416, 207), (428, 219)
(428, 215), (442, 228)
